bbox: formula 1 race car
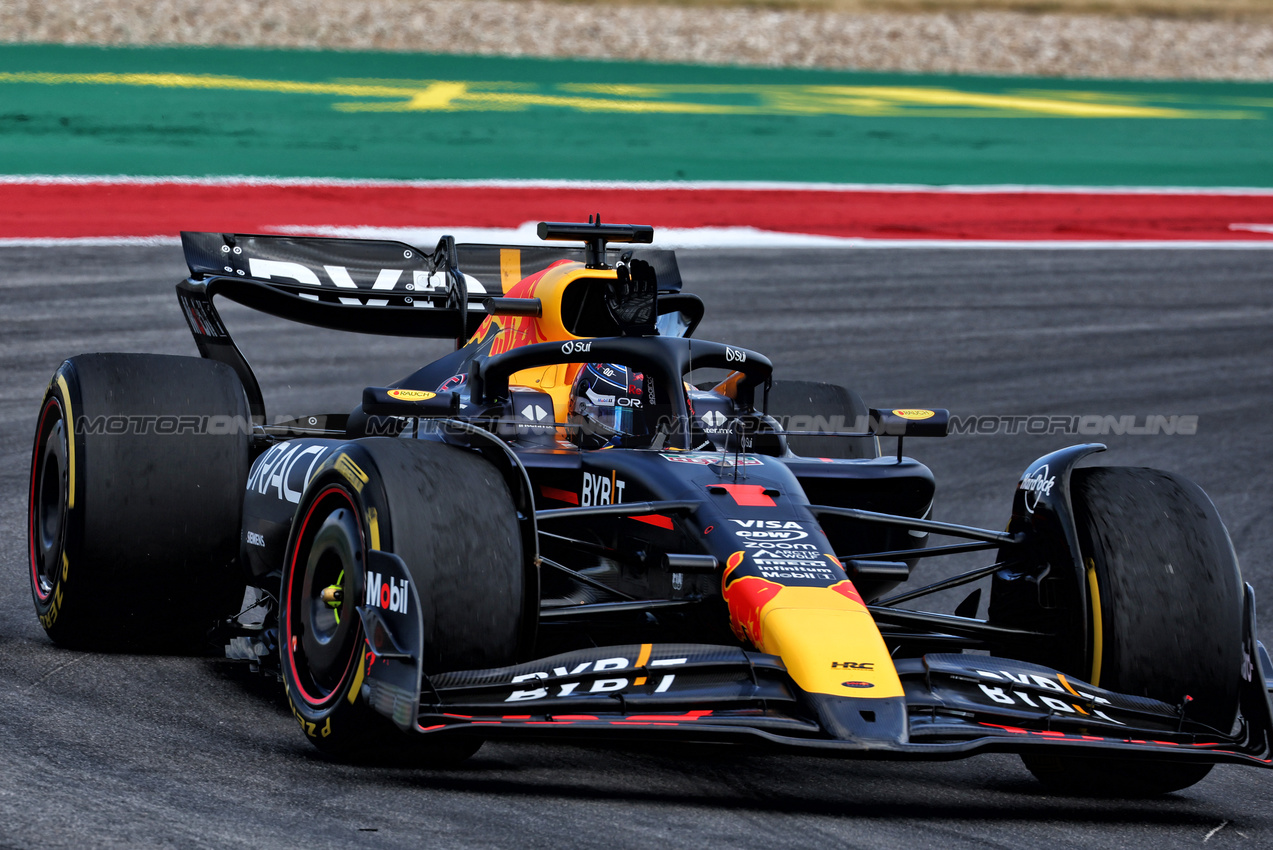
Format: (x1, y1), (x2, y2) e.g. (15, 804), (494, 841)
(27, 220), (1273, 795)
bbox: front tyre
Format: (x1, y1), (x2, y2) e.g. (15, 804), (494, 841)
(1022, 467), (1243, 796)
(280, 439), (525, 764)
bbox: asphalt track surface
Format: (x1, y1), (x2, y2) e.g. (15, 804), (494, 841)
(0, 245), (1270, 848)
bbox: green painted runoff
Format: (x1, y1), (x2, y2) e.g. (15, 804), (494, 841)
(1, 44), (1271, 185)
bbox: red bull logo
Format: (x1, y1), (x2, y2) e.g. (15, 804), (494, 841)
(829, 579), (864, 606)
(721, 550), (783, 648)
(718, 552), (905, 700)
(468, 262), (565, 355)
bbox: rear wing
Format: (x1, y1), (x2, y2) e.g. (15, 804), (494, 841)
(180, 231), (682, 338)
(176, 228), (682, 421)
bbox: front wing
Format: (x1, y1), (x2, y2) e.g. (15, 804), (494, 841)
(359, 550), (1273, 767)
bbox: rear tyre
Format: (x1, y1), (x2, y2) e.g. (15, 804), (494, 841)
(280, 439), (524, 765)
(1022, 467), (1243, 796)
(28, 354), (249, 650)
(766, 380), (876, 459)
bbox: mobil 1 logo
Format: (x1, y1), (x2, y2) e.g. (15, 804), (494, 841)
(365, 570), (410, 615)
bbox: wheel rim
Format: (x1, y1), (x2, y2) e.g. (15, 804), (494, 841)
(30, 400), (68, 602)
(285, 486), (364, 708)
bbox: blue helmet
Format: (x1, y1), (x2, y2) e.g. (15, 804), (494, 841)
(568, 363), (649, 449)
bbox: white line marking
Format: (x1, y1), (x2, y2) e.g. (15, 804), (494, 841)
(0, 236), (181, 247)
(3, 174), (1273, 196)
(1204, 820), (1229, 842)
(5, 232), (1273, 250)
(268, 223), (1273, 250)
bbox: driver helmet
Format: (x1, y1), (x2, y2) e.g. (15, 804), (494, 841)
(568, 363), (649, 449)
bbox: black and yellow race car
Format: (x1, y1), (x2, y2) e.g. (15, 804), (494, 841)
(27, 220), (1273, 795)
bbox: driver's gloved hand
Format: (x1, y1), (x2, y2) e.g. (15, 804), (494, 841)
(609, 251), (658, 333)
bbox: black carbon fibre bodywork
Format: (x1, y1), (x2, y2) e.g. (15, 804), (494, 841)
(190, 226), (1273, 771)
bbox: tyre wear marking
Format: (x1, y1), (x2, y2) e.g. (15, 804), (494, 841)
(1086, 557), (1104, 687)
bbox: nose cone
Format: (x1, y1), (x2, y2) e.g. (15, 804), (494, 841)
(720, 546), (908, 743)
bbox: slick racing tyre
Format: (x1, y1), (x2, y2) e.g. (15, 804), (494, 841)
(766, 380), (876, 459)
(1022, 467), (1244, 796)
(29, 354), (250, 649)
(280, 438), (524, 764)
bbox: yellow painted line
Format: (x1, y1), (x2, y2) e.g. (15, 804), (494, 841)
(337, 90), (753, 115)
(55, 375), (75, 509)
(1086, 557), (1104, 687)
(1016, 87), (1270, 112)
(0, 71), (419, 100)
(366, 507), (380, 551)
(500, 249), (522, 293)
(406, 81), (471, 110)
(636, 643), (653, 668)
(0, 71), (757, 115)
(634, 643), (653, 686)
(564, 81), (1252, 119)
(347, 652), (366, 705)
(1056, 673), (1090, 714)
(0, 70), (1254, 119)
(813, 85), (1208, 119)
